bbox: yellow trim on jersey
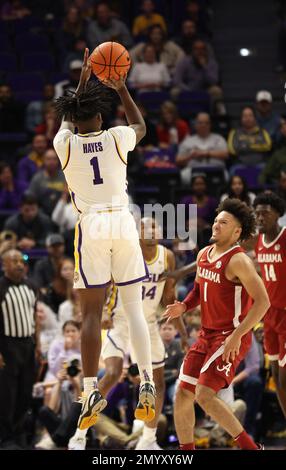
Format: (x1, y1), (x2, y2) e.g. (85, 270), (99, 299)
(227, 129), (236, 156)
(96, 208), (123, 213)
(106, 284), (118, 317)
(74, 221), (80, 274)
(68, 187), (82, 214)
(146, 245), (159, 265)
(62, 137), (71, 170)
(164, 247), (168, 270)
(77, 131), (104, 136)
(110, 131), (127, 165)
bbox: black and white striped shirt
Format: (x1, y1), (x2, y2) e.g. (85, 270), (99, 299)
(0, 277), (36, 338)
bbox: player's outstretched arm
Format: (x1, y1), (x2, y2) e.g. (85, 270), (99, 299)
(57, 48), (92, 133)
(76, 47), (92, 94)
(222, 253), (270, 363)
(102, 75), (146, 144)
(159, 260), (197, 283)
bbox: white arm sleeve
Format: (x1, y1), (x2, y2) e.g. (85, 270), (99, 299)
(53, 129), (73, 167)
(108, 126), (137, 163)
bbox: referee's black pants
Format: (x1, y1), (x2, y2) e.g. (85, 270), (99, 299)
(0, 337), (35, 443)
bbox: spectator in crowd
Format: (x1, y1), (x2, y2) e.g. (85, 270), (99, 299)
(136, 102), (158, 150)
(180, 175), (218, 247)
(62, 37), (88, 73)
(87, 1), (133, 50)
(54, 60), (82, 99)
(233, 333), (265, 439)
(157, 101), (190, 149)
(44, 320), (81, 382)
(174, 19), (212, 56)
(255, 90), (281, 144)
(42, 257), (74, 315)
(0, 230), (17, 258)
(36, 301), (60, 359)
(36, 356), (82, 450)
(51, 185), (78, 234)
(32, 233), (65, 290)
(173, 39), (222, 104)
(4, 193), (52, 250)
(34, 104), (60, 145)
(260, 118), (286, 184)
(0, 85), (25, 132)
(220, 175), (256, 206)
(1, 0), (31, 20)
(58, 289), (82, 326)
(228, 106), (272, 167)
(71, 0), (94, 19)
(277, 170), (286, 204)
(17, 134), (48, 187)
(128, 44), (170, 93)
(0, 249), (37, 449)
(60, 6), (87, 52)
(160, 321), (184, 403)
(25, 84), (55, 134)
(184, 0), (211, 38)
(132, 0), (167, 39)
(176, 112), (228, 183)
(28, 148), (65, 216)
(0, 163), (26, 210)
(130, 25), (184, 76)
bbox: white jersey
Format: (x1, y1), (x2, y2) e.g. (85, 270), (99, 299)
(107, 244), (168, 323)
(53, 126), (136, 212)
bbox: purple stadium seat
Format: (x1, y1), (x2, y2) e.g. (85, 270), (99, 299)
(15, 32), (50, 52)
(14, 91), (43, 104)
(0, 33), (12, 51)
(0, 53), (17, 72)
(7, 72), (44, 92)
(177, 90), (210, 118)
(137, 91), (170, 113)
(21, 53), (55, 72)
(233, 166), (262, 190)
(10, 17), (45, 34)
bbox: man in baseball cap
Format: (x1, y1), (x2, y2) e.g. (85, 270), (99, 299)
(256, 89), (281, 142)
(46, 233), (65, 247)
(54, 60), (83, 99)
(32, 233), (65, 290)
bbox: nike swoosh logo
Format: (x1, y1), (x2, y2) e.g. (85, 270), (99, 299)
(222, 330), (231, 335)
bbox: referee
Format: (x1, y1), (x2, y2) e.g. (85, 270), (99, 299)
(0, 249), (38, 449)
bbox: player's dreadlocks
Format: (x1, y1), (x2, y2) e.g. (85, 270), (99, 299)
(217, 198), (256, 241)
(253, 191), (285, 217)
(54, 81), (113, 123)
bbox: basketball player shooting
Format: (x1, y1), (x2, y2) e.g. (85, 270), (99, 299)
(163, 198), (270, 450)
(53, 48), (155, 432)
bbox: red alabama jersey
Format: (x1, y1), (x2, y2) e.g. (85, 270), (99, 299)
(255, 227), (286, 309)
(198, 245), (252, 331)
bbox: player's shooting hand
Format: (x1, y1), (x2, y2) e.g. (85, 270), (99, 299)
(162, 300), (186, 323)
(102, 74), (127, 91)
(222, 331), (241, 363)
(77, 48), (92, 91)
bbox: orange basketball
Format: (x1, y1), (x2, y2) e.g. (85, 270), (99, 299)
(90, 41), (131, 81)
